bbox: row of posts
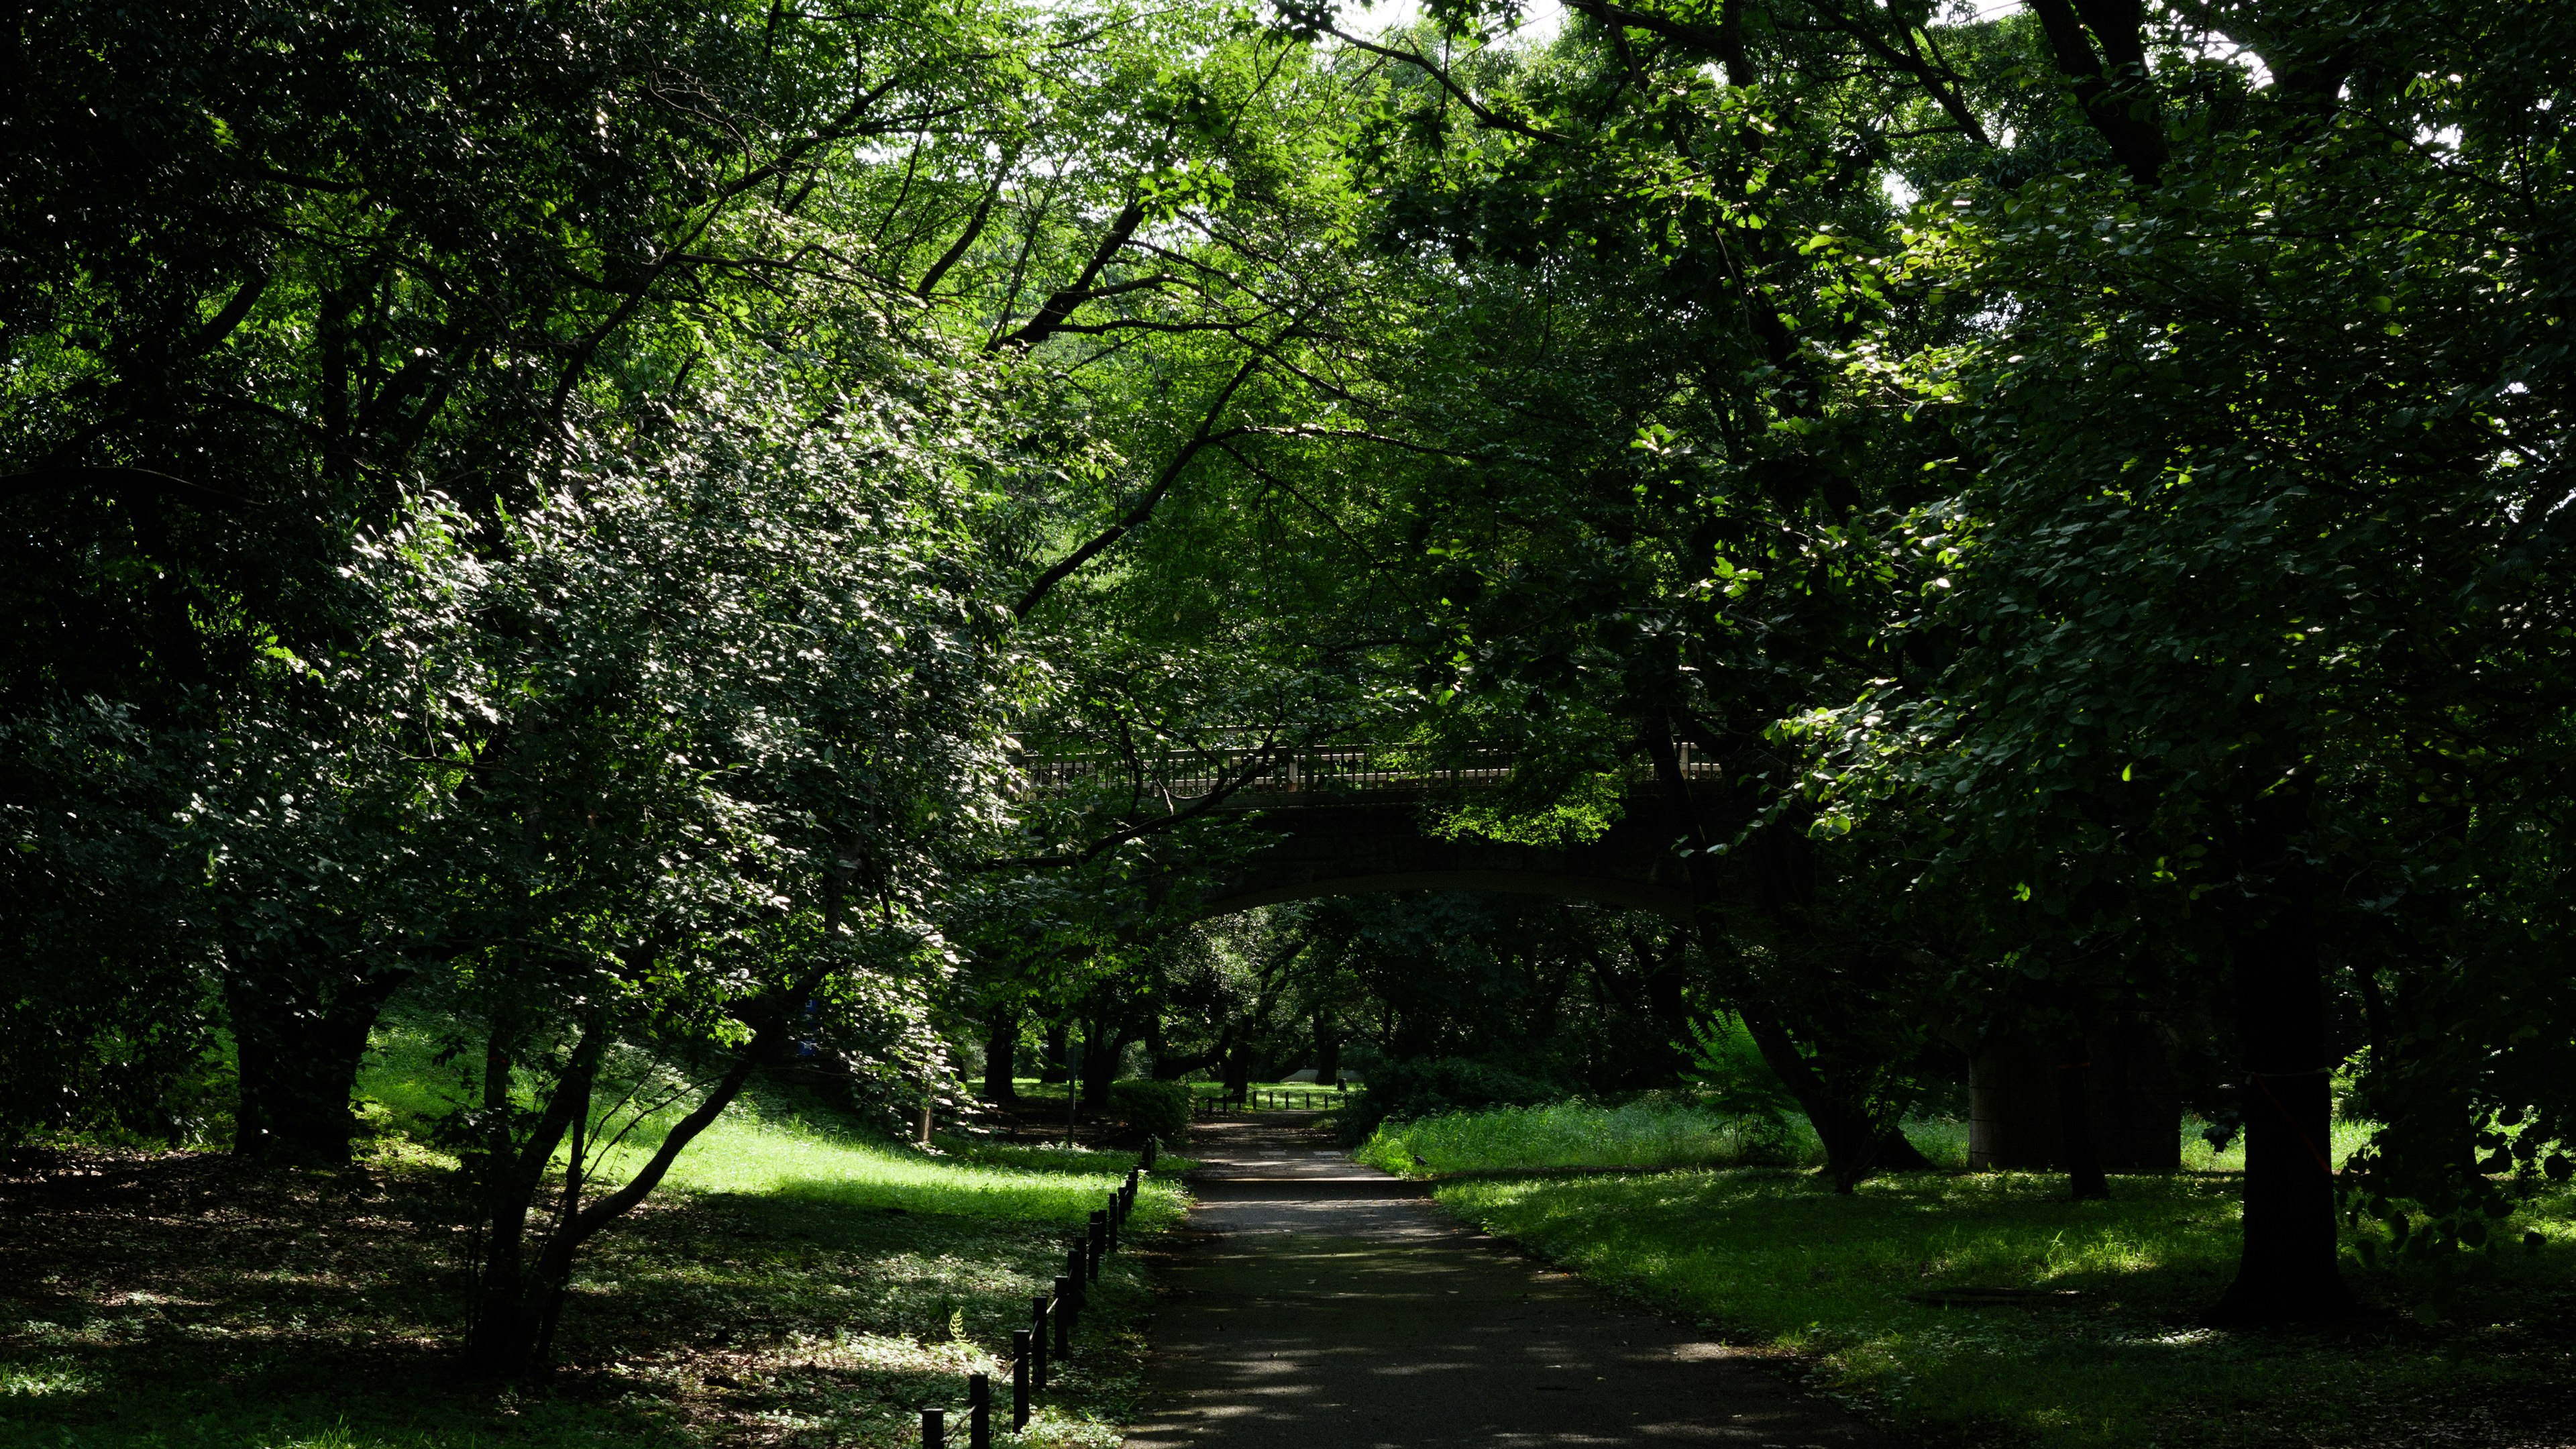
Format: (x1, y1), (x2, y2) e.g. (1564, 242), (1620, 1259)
(920, 1161), (1147, 1448)
(1190, 1085), (1344, 1118)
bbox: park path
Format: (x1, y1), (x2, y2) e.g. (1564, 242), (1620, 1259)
(1122, 1113), (1902, 1449)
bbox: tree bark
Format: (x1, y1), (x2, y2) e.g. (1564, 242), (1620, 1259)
(1223, 1038), (1252, 1106)
(1081, 1015), (1132, 1107)
(1313, 1012), (1342, 1086)
(2056, 1031), (2113, 1201)
(982, 1002), (1020, 1103)
(1644, 722), (1927, 1185)
(226, 959), (405, 1164)
(2212, 784), (2351, 1322)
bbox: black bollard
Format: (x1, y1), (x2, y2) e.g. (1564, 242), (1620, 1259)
(1088, 1210), (1107, 1277)
(922, 1407), (945, 1449)
(1012, 1330), (1032, 1429)
(1104, 1193), (1120, 1253)
(1067, 1242), (1087, 1305)
(969, 1371), (990, 1449)
(1030, 1297), (1049, 1390)
(1052, 1275), (1073, 1360)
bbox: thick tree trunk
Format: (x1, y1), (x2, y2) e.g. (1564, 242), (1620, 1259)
(2056, 1031), (2112, 1201)
(982, 1003), (1019, 1103)
(1313, 1012), (1342, 1086)
(2212, 787), (2351, 1322)
(1081, 1018), (1132, 1107)
(1223, 1038), (1252, 1106)
(227, 961), (405, 1164)
(1040, 1022), (1069, 1083)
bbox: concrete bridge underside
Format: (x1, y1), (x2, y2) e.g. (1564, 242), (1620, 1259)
(1183, 790), (1707, 921)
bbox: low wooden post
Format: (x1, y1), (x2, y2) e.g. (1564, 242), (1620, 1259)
(1051, 1276), (1073, 1360)
(1088, 1211), (1108, 1276)
(922, 1407), (945, 1449)
(1029, 1297), (1049, 1390)
(968, 1371), (990, 1449)
(1012, 1330), (1032, 1428)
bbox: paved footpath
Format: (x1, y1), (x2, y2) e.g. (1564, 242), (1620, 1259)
(1124, 1114), (1901, 1449)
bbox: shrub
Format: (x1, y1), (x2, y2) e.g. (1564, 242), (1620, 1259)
(1338, 1057), (1564, 1142)
(1109, 1080), (1191, 1144)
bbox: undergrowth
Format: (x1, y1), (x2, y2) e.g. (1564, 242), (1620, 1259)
(0, 1014), (1187, 1449)
(1426, 1156), (2576, 1447)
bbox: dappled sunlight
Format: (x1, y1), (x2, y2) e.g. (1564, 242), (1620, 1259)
(1432, 1165), (2576, 1448)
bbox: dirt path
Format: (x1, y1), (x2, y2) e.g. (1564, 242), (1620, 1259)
(1124, 1114), (1902, 1449)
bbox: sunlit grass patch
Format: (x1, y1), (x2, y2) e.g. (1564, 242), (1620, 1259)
(4, 1054), (1179, 1449)
(1435, 1168), (2576, 1448)
(1351, 1096), (1974, 1176)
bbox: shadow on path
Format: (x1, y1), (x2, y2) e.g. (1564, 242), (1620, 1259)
(1125, 1114), (1902, 1448)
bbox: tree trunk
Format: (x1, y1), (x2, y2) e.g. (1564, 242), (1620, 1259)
(1313, 1012), (1342, 1087)
(1040, 1021), (1069, 1083)
(982, 1003), (1019, 1103)
(2056, 1030), (2112, 1201)
(1643, 723), (1925, 1186)
(1223, 1038), (1252, 1106)
(226, 960), (405, 1164)
(2212, 785), (2351, 1322)
(1081, 1016), (1130, 1107)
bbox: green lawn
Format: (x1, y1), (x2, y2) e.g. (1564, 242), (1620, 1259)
(1431, 1167), (2576, 1448)
(1, 1022), (1187, 1449)
(1352, 1097), (2382, 1179)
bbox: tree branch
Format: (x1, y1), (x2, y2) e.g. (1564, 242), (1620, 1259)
(1011, 354), (1265, 618)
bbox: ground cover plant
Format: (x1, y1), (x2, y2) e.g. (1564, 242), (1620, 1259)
(0, 1081), (1186, 1449)
(1434, 1167), (2576, 1448)
(1355, 1100), (2382, 1181)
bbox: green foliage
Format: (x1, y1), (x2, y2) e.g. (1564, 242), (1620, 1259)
(1680, 1013), (1799, 1123)
(1339, 1055), (1566, 1143)
(1354, 1096), (1831, 1175)
(0, 1132), (1173, 1449)
(1107, 1080), (1193, 1144)
(1440, 1169), (2576, 1448)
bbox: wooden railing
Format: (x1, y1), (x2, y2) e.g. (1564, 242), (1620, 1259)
(1020, 742), (1719, 801)
(1195, 1085), (1345, 1116)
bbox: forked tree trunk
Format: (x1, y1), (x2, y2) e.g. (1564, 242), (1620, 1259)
(2212, 784), (2351, 1322)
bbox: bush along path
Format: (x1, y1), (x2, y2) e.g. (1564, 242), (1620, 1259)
(1118, 1110), (1900, 1449)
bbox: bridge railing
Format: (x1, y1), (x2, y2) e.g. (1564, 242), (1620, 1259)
(1018, 743), (1717, 800)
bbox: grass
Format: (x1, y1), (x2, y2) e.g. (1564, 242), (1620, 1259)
(1350, 1097), (2379, 1180)
(1389, 1102), (2576, 1448)
(0, 1018), (1191, 1449)
(1353, 1096), (1932, 1176)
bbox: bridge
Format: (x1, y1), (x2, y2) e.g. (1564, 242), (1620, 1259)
(1023, 743), (1725, 920)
